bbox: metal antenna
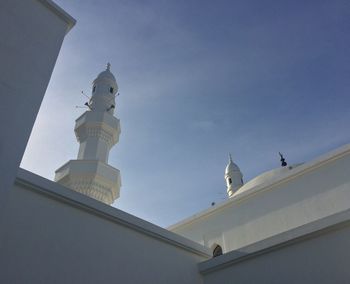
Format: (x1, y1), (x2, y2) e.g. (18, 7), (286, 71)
(84, 102), (92, 110)
(81, 90), (91, 100)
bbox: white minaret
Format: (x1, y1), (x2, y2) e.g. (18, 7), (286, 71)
(224, 154), (243, 198)
(55, 63), (121, 205)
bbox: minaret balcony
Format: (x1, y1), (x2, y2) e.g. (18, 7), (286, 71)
(74, 111), (121, 146)
(55, 159), (121, 204)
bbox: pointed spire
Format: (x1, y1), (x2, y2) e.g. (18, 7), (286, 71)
(106, 62), (111, 71)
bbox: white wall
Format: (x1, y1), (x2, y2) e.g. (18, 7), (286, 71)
(3, 169), (350, 284)
(0, 169), (210, 284)
(170, 145), (350, 253)
(0, 0), (75, 203)
(199, 209), (350, 284)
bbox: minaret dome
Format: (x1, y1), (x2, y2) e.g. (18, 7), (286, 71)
(90, 63), (118, 114)
(224, 154), (243, 198)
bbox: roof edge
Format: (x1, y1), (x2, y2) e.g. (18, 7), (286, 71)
(169, 143), (350, 231)
(198, 207), (350, 274)
(16, 168), (211, 258)
(37, 0), (76, 34)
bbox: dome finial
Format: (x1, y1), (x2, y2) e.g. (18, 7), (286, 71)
(229, 153), (233, 163)
(106, 62), (111, 71)
(279, 152), (287, 167)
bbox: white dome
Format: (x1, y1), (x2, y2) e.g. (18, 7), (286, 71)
(233, 163), (303, 196)
(225, 161), (240, 174)
(95, 69), (116, 82)
(225, 155), (241, 175)
(92, 63), (118, 90)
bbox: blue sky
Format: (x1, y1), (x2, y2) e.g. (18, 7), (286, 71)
(21, 0), (350, 227)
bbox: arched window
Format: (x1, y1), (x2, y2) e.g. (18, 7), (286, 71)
(93, 85), (96, 92)
(110, 87), (114, 94)
(228, 178), (232, 184)
(213, 245), (223, 257)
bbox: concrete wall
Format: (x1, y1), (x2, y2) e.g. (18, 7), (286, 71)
(199, 209), (350, 284)
(0, 0), (75, 202)
(0, 169), (210, 284)
(170, 145), (350, 253)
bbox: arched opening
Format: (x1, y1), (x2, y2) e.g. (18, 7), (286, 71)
(212, 244), (223, 258)
(109, 87), (114, 94)
(228, 178), (232, 184)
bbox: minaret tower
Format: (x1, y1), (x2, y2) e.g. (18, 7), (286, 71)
(224, 154), (243, 198)
(55, 63), (121, 205)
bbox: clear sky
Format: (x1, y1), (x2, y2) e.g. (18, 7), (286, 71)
(21, 0), (350, 227)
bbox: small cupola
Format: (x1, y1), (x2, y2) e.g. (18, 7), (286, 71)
(224, 154), (243, 198)
(89, 63), (118, 113)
